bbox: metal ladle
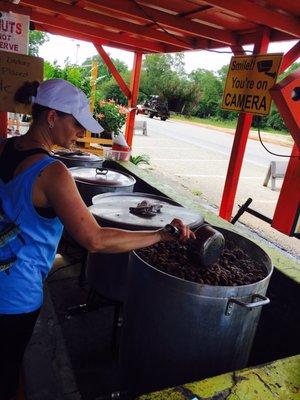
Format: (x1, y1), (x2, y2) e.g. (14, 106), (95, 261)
(163, 223), (225, 268)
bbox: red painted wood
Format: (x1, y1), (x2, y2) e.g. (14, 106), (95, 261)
(0, 113), (8, 139)
(125, 53), (143, 148)
(94, 45), (131, 99)
(280, 40), (300, 73)
(219, 113), (253, 220)
(22, 0), (193, 50)
(270, 69), (300, 149)
(271, 144), (300, 235)
(205, 0), (300, 38)
(269, 64), (300, 235)
(29, 10), (166, 53)
(219, 28), (270, 220)
(80, 0), (236, 46)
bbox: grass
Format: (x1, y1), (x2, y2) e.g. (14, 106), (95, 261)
(170, 114), (289, 136)
(191, 189), (202, 197)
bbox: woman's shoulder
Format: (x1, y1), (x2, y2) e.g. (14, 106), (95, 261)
(39, 158), (72, 181)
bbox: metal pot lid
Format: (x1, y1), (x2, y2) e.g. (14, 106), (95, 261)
(89, 192), (204, 229)
(69, 167), (136, 187)
(51, 150), (103, 162)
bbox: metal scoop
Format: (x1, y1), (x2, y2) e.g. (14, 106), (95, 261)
(164, 223), (225, 268)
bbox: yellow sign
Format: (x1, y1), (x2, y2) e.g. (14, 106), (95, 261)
(0, 50), (43, 113)
(221, 53), (283, 116)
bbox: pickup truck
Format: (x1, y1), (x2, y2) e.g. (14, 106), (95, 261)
(137, 95), (170, 121)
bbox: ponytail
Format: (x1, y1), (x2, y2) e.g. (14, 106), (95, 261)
(14, 81), (40, 104)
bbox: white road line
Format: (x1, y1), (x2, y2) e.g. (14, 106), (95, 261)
(133, 146), (191, 149)
(175, 174), (263, 178)
(252, 200), (277, 203)
(151, 158), (226, 162)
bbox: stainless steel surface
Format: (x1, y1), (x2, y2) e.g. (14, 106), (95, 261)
(119, 227), (273, 395)
(69, 167), (136, 206)
(87, 193), (204, 302)
(164, 223), (225, 267)
(51, 150), (103, 168)
(90, 192), (204, 230)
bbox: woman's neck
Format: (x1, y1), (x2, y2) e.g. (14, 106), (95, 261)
(15, 126), (53, 152)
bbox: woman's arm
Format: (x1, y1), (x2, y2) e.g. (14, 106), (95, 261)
(41, 162), (194, 253)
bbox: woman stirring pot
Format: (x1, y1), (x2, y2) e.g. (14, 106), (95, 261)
(0, 79), (195, 400)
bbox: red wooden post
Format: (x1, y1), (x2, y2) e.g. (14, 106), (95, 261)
(219, 28), (270, 220)
(94, 44), (131, 99)
(125, 52), (143, 148)
(0, 112), (8, 139)
(269, 43), (300, 235)
(271, 144), (300, 235)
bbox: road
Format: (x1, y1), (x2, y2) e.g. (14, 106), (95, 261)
(132, 115), (299, 259)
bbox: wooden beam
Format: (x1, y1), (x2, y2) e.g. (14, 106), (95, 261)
(271, 144), (300, 235)
(262, 0), (300, 16)
(219, 28), (270, 221)
(34, 22), (184, 54)
(0, 1), (32, 15)
(94, 44), (131, 99)
(21, 0), (194, 50)
(84, 0), (236, 46)
(29, 10), (166, 53)
(203, 0), (300, 38)
(125, 52), (143, 147)
(280, 40), (300, 73)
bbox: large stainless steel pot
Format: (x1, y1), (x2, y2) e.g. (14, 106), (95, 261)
(119, 227), (273, 395)
(69, 167), (136, 206)
(51, 149), (103, 168)
(87, 192), (204, 302)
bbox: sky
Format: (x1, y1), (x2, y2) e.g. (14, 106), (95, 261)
(39, 34), (299, 73)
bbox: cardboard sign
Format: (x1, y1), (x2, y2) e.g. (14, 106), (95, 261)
(0, 11), (29, 54)
(221, 53), (283, 116)
(0, 50), (43, 113)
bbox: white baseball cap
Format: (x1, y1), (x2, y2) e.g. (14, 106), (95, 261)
(33, 79), (103, 134)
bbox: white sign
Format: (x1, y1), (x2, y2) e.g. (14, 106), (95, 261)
(0, 11), (29, 55)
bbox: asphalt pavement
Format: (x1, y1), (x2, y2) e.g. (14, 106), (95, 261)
(132, 115), (299, 260)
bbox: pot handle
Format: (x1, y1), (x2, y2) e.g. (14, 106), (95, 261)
(96, 168), (108, 175)
(226, 294), (270, 315)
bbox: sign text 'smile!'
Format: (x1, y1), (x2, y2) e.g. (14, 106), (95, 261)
(221, 54), (283, 116)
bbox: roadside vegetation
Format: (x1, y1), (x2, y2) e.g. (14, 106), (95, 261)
(170, 114), (291, 136)
(31, 32), (297, 136)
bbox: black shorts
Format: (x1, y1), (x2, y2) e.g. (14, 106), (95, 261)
(0, 309), (40, 400)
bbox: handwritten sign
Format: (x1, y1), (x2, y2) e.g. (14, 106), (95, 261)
(0, 11), (29, 54)
(0, 50), (43, 113)
(221, 54), (283, 116)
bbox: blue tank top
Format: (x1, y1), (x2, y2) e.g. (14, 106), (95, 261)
(0, 157), (63, 314)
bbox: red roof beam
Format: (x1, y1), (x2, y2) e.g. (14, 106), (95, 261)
(203, 0), (300, 39)
(29, 10), (167, 53)
(83, 0), (237, 46)
(0, 1), (31, 15)
(94, 44), (131, 99)
(34, 23), (145, 53)
(21, 0), (194, 50)
(280, 40), (300, 73)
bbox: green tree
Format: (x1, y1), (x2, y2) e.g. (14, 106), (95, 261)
(140, 53), (200, 112)
(28, 31), (49, 56)
(189, 68), (223, 117)
(98, 72), (130, 104)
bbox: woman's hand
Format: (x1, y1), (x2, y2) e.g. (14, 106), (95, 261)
(159, 218), (196, 242)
